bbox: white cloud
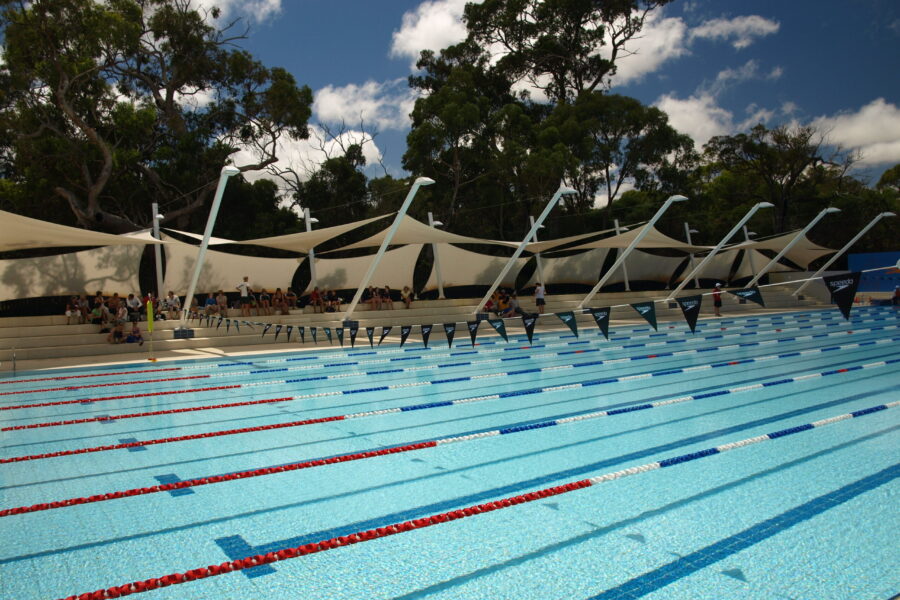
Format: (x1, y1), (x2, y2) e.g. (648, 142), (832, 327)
(690, 15), (780, 49)
(654, 93), (734, 148)
(314, 79), (419, 132)
(609, 13), (690, 85)
(193, 0), (281, 23)
(812, 98), (900, 165)
(390, 0), (472, 66)
(702, 59), (783, 96)
(781, 101), (799, 116)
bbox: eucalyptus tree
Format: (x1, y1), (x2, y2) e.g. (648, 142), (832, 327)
(0, 0), (312, 232)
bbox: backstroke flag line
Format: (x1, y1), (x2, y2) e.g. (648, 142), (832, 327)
(589, 307), (611, 339)
(467, 321), (480, 346)
(630, 301), (658, 331)
(823, 271), (861, 320)
(443, 323), (456, 348)
(555, 311), (578, 337)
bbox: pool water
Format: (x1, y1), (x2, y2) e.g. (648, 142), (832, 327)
(1, 307), (898, 599)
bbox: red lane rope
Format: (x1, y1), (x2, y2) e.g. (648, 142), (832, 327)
(55, 479), (590, 599)
(0, 375), (211, 396)
(0, 385), (242, 411)
(0, 367), (180, 385)
(0, 410), (342, 463)
(0, 441), (438, 517)
(2, 396), (292, 430)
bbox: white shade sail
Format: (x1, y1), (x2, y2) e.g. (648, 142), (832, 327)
(220, 214), (393, 253)
(725, 232), (834, 269)
(521, 248), (612, 287)
(423, 245), (528, 291)
(327, 215), (520, 252)
(565, 224), (711, 253)
(0, 210), (165, 252)
(312, 244), (423, 292)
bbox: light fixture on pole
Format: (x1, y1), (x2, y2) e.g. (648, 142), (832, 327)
(475, 181), (577, 314)
(344, 177), (435, 320)
(178, 165), (241, 329)
(667, 201), (774, 300)
(578, 194), (688, 309)
(151, 204), (165, 299)
(746, 207), (841, 288)
(428, 212), (446, 299)
(303, 208), (320, 290)
(683, 223), (700, 289)
(793, 211), (895, 296)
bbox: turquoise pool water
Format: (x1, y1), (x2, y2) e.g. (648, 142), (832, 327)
(1, 306), (898, 599)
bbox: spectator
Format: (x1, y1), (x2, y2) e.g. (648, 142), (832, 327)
(500, 293), (524, 318)
(365, 286), (380, 310)
(272, 288), (287, 315)
(65, 297), (82, 324)
(115, 304), (129, 326)
(106, 320), (125, 344)
(534, 282), (546, 314)
(77, 294), (91, 322)
(125, 322), (144, 345)
(258, 289), (272, 316)
(401, 286), (413, 309)
(164, 291), (181, 320)
(126, 293), (142, 322)
(89, 303), (106, 326)
(382, 285), (394, 310)
(309, 286), (324, 313)
(216, 290), (229, 315)
(712, 283), (723, 317)
(285, 288), (298, 309)
(236, 276), (253, 317)
(203, 293), (219, 316)
(107, 292), (122, 312)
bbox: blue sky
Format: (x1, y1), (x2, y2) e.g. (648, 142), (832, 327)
(220, 0), (900, 186)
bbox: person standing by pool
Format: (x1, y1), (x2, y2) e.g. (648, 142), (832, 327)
(237, 276), (252, 317)
(534, 282), (546, 314)
(712, 283), (723, 317)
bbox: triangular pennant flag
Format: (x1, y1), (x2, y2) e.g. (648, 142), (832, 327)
(234, 320), (240, 333)
(675, 294), (703, 334)
(323, 327), (333, 344)
(589, 307), (610, 339)
(349, 324), (359, 348)
(378, 326), (392, 346)
(243, 321), (254, 330)
(336, 327), (344, 346)
(421, 324), (433, 348)
(823, 271), (861, 320)
(467, 321), (480, 346)
(630, 301), (657, 331)
(366, 326), (375, 347)
(487, 318), (508, 342)
(216, 316), (223, 329)
(442, 322), (456, 348)
(205, 315), (212, 327)
(400, 325), (412, 347)
(285, 325), (293, 342)
(522, 314), (538, 344)
(261, 323), (272, 338)
(310, 327), (317, 343)
(274, 324), (283, 341)
(728, 286), (766, 307)
(225, 318), (231, 332)
(297, 326), (305, 343)
(555, 311), (578, 337)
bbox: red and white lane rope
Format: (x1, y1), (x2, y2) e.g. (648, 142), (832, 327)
(52, 399), (900, 600)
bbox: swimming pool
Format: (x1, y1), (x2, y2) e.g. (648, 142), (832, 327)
(1, 306), (898, 599)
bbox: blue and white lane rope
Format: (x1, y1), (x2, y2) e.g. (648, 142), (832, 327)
(51, 397), (900, 600)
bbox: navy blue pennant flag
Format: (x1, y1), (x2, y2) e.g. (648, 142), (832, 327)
(225, 318), (231, 332)
(378, 326), (392, 346)
(555, 311), (577, 337)
(233, 320), (240, 333)
(349, 324), (359, 347)
(285, 325), (293, 341)
(274, 324), (283, 341)
(522, 314), (538, 344)
(823, 271), (861, 320)
(323, 327), (333, 344)
(336, 327), (344, 346)
(298, 326), (305, 343)
(420, 324), (433, 348)
(630, 301), (658, 331)
(366, 326), (375, 347)
(216, 316), (223, 329)
(728, 286), (765, 307)
(675, 295), (702, 333)
(487, 318), (508, 342)
(261, 323), (272, 338)
(310, 327), (317, 343)
(400, 325), (412, 347)
(589, 307), (610, 339)
(467, 320), (480, 346)
(443, 322), (456, 348)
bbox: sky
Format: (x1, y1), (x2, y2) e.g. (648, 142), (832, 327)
(212, 0), (900, 187)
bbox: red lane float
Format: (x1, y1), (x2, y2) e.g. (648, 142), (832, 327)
(0, 410), (341, 463)
(0, 375), (211, 397)
(0, 367), (180, 385)
(2, 395), (291, 430)
(0, 385), (241, 412)
(0, 441), (438, 517)
(55, 479), (592, 599)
